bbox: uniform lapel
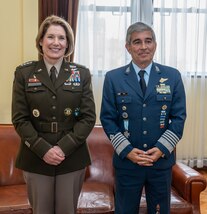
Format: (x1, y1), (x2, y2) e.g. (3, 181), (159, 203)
(144, 63), (162, 100)
(124, 62), (143, 98)
(33, 60), (56, 94)
(55, 60), (71, 89)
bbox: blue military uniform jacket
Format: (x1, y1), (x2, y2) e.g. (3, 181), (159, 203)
(12, 59), (96, 176)
(100, 62), (186, 170)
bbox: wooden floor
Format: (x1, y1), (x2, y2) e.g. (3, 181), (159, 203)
(195, 168), (207, 214)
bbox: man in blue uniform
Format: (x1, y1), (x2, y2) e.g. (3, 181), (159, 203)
(100, 22), (186, 214)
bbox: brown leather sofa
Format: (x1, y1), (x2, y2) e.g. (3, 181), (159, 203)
(0, 124), (206, 214)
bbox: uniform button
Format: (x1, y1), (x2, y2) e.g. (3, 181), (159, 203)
(143, 131), (147, 135)
(52, 116), (56, 120)
(52, 106), (56, 110)
(52, 95), (56, 99)
(143, 103), (146, 107)
(143, 117), (147, 121)
(143, 144), (148, 148)
(122, 106), (127, 111)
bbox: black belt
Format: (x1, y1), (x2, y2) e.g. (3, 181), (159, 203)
(35, 122), (72, 133)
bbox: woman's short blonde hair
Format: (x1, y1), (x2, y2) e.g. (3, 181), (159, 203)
(36, 15), (74, 57)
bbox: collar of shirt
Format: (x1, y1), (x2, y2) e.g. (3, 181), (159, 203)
(44, 58), (63, 77)
(132, 61), (152, 86)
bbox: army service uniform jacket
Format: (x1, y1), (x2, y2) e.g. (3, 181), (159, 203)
(100, 62), (186, 170)
(12, 59), (96, 176)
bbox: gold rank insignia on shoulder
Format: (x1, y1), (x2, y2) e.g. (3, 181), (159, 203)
(18, 61), (37, 68)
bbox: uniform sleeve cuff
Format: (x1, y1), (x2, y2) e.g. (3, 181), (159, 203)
(57, 134), (77, 156)
(119, 144), (133, 159)
(155, 141), (171, 159)
(111, 132), (131, 156)
(31, 137), (52, 158)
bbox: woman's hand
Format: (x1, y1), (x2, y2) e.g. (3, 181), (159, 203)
(43, 146), (65, 165)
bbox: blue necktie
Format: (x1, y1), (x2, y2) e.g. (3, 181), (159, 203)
(138, 70), (146, 95)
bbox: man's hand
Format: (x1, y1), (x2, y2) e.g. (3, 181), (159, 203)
(127, 148), (154, 166)
(145, 147), (163, 163)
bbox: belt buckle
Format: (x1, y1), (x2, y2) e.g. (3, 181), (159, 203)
(51, 122), (58, 133)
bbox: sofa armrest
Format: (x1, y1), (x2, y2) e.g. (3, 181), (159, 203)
(172, 162), (206, 214)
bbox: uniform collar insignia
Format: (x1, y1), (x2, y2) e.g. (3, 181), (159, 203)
(125, 66), (130, 74)
(37, 68), (42, 72)
(155, 65), (161, 73)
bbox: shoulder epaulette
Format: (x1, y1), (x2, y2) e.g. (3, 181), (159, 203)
(17, 61), (37, 69)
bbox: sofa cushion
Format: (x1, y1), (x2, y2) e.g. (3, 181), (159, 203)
(0, 125), (25, 186)
(139, 188), (193, 214)
(77, 181), (114, 214)
(0, 184), (32, 214)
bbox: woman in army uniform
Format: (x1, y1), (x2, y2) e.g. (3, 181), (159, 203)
(12, 15), (96, 214)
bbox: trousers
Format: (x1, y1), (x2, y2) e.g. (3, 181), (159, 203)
(23, 169), (85, 214)
(114, 167), (172, 214)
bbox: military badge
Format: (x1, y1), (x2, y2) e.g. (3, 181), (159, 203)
(65, 65), (81, 86)
(159, 78), (168, 83)
(162, 105), (167, 110)
(32, 109), (40, 117)
(124, 130), (130, 138)
(74, 108), (80, 117)
(64, 108), (72, 116)
(28, 75), (42, 87)
(156, 84), (171, 94)
(122, 112), (128, 119)
(159, 107), (167, 128)
(123, 118), (130, 138)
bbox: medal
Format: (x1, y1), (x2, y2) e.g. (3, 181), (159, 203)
(122, 112), (128, 119)
(74, 108), (80, 117)
(124, 130), (130, 138)
(123, 119), (130, 138)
